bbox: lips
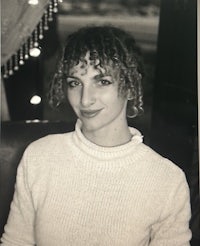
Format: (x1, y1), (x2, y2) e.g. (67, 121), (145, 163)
(80, 109), (102, 118)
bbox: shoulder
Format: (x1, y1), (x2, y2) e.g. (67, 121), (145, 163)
(136, 143), (187, 184)
(133, 144), (190, 211)
(25, 132), (73, 154)
(19, 132), (75, 181)
(20, 132), (74, 167)
(129, 126), (184, 179)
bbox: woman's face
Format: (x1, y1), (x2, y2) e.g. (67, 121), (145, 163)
(66, 52), (128, 135)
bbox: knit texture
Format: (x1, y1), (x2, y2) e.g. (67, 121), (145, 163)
(1, 121), (191, 246)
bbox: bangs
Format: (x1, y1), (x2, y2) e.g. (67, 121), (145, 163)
(63, 26), (127, 72)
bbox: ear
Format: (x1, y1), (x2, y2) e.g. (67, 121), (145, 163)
(127, 89), (134, 100)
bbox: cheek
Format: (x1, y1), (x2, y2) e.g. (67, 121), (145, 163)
(67, 90), (79, 108)
(107, 93), (127, 111)
(100, 97), (123, 113)
(101, 89), (123, 104)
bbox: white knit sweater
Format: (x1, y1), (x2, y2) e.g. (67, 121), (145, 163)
(1, 121), (191, 246)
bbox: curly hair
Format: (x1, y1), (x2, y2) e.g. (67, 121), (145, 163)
(48, 25), (144, 118)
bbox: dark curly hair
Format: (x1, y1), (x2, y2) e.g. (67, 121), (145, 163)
(48, 25), (144, 118)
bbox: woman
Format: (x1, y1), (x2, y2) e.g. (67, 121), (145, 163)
(1, 26), (191, 245)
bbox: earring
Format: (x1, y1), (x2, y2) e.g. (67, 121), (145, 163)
(127, 90), (134, 101)
(127, 95), (134, 101)
(127, 103), (138, 118)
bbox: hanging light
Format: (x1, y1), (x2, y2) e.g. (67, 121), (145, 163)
(29, 47), (41, 57)
(30, 95), (41, 105)
(28, 0), (39, 5)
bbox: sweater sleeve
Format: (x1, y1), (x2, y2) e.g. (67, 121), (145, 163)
(1, 149), (36, 246)
(149, 169), (192, 246)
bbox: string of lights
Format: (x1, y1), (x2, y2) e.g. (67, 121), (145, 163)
(2, 0), (63, 79)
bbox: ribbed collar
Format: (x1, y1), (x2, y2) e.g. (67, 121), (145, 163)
(71, 119), (143, 161)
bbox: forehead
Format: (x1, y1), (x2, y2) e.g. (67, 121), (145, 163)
(68, 52), (119, 78)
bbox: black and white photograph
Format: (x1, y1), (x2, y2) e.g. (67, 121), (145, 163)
(0, 0), (199, 245)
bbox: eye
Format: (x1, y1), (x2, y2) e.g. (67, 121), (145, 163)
(67, 80), (81, 88)
(98, 79), (112, 86)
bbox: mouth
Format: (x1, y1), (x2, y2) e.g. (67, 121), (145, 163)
(80, 109), (102, 118)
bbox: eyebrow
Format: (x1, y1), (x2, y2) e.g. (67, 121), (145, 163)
(66, 76), (78, 80)
(93, 73), (111, 80)
(66, 73), (111, 80)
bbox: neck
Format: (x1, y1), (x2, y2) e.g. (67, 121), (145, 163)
(82, 118), (132, 147)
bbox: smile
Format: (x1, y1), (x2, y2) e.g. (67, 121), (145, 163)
(80, 109), (102, 118)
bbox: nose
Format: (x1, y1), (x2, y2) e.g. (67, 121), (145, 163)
(80, 85), (96, 107)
